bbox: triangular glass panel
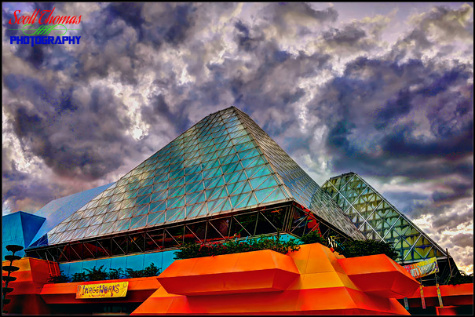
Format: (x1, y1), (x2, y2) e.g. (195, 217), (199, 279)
(129, 216), (147, 231)
(261, 187), (286, 204)
(146, 212), (165, 227)
(150, 200), (166, 213)
(165, 207), (184, 222)
(186, 203), (207, 219)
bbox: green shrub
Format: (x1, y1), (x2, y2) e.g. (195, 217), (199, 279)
(299, 231), (398, 260)
(299, 230), (328, 246)
(84, 265), (108, 281)
(335, 239), (398, 260)
(71, 272), (87, 282)
(107, 268), (124, 280)
(142, 263), (161, 277)
(125, 268), (143, 278)
(48, 270), (70, 283)
(174, 235), (300, 260)
(126, 263), (161, 278)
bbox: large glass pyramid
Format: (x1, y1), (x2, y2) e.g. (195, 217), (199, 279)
(44, 107), (363, 246)
(321, 172), (447, 263)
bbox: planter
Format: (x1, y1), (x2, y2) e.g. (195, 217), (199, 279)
(133, 243), (413, 315)
(158, 249), (300, 296)
(338, 254), (419, 298)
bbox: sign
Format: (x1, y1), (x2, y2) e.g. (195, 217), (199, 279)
(76, 281), (128, 299)
(403, 257), (439, 279)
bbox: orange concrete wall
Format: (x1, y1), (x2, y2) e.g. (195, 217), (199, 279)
(132, 243), (419, 315)
(2, 257), (52, 314)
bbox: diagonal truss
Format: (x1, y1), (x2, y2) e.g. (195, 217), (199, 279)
(321, 172), (448, 264)
(33, 107), (363, 249)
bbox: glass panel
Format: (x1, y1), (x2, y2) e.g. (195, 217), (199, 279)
(147, 212), (165, 226)
(136, 195), (151, 206)
(133, 205), (149, 217)
(151, 190), (168, 202)
(261, 187), (286, 203)
(150, 200), (167, 213)
(129, 216), (147, 230)
(254, 187), (276, 203)
(167, 196), (185, 209)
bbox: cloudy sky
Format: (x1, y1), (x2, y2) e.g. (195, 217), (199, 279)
(2, 2), (473, 274)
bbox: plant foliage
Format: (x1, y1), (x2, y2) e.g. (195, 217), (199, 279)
(335, 239), (398, 260)
(126, 263), (162, 278)
(48, 270), (70, 283)
(71, 272), (87, 282)
(84, 265), (108, 281)
(107, 268), (124, 280)
(299, 230), (328, 246)
(298, 231), (398, 260)
(48, 263), (161, 283)
(174, 235), (301, 260)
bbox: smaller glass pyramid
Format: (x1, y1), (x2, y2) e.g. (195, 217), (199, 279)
(321, 172), (447, 263)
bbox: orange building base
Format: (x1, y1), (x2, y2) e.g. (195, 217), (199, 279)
(132, 243), (419, 315)
(4, 246), (472, 315)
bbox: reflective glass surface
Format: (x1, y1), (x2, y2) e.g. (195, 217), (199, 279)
(235, 109), (364, 240)
(321, 172), (447, 263)
(45, 108), (292, 245)
(45, 107), (365, 246)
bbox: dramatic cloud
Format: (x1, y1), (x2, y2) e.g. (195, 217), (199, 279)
(2, 3), (472, 274)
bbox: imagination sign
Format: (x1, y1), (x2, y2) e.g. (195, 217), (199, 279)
(76, 281), (129, 299)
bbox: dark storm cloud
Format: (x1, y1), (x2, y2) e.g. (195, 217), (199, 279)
(4, 75), (136, 181)
(432, 206), (473, 231)
(304, 50), (473, 227)
(271, 2), (338, 25)
(316, 56), (473, 169)
(449, 233), (474, 249)
(108, 2), (145, 31)
(374, 191), (431, 215)
(322, 25), (367, 46)
(2, 147), (57, 213)
(135, 2), (198, 47)
(390, 4), (473, 60)
(141, 92), (191, 135)
(431, 180), (473, 204)
(380, 122), (473, 159)
(235, 20), (264, 52)
(2, 169), (57, 212)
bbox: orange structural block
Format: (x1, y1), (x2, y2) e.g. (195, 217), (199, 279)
(158, 249), (300, 296)
(338, 254), (420, 298)
(436, 306), (459, 315)
(133, 243), (413, 315)
(133, 286), (409, 315)
(2, 257), (53, 314)
(406, 283), (473, 307)
(40, 276), (161, 304)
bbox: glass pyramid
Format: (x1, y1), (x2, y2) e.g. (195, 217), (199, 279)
(44, 107), (363, 246)
(321, 172), (447, 263)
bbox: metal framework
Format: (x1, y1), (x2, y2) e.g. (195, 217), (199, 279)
(321, 172), (460, 285)
(25, 202), (351, 263)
